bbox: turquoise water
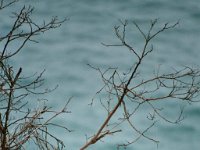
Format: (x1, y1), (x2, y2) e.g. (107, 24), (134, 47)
(1, 0), (200, 149)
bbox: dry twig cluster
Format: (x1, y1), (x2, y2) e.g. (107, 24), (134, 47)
(0, 1), (70, 149)
(1, 1), (200, 150)
(80, 20), (200, 149)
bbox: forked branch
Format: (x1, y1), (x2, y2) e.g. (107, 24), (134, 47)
(80, 20), (200, 150)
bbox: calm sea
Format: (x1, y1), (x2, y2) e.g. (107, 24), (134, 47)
(1, 0), (200, 149)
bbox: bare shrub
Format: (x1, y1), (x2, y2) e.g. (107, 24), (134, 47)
(1, 1), (200, 150)
(0, 1), (70, 149)
(80, 20), (200, 150)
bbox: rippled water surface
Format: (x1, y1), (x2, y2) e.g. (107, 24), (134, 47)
(1, 0), (200, 149)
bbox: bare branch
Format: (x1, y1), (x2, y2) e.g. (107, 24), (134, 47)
(80, 19), (200, 149)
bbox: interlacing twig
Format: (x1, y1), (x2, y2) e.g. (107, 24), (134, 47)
(80, 20), (200, 150)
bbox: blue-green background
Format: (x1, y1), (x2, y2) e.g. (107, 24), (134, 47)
(1, 0), (200, 149)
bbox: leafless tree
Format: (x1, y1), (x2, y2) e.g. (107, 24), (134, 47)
(80, 19), (200, 150)
(0, 1), (70, 150)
